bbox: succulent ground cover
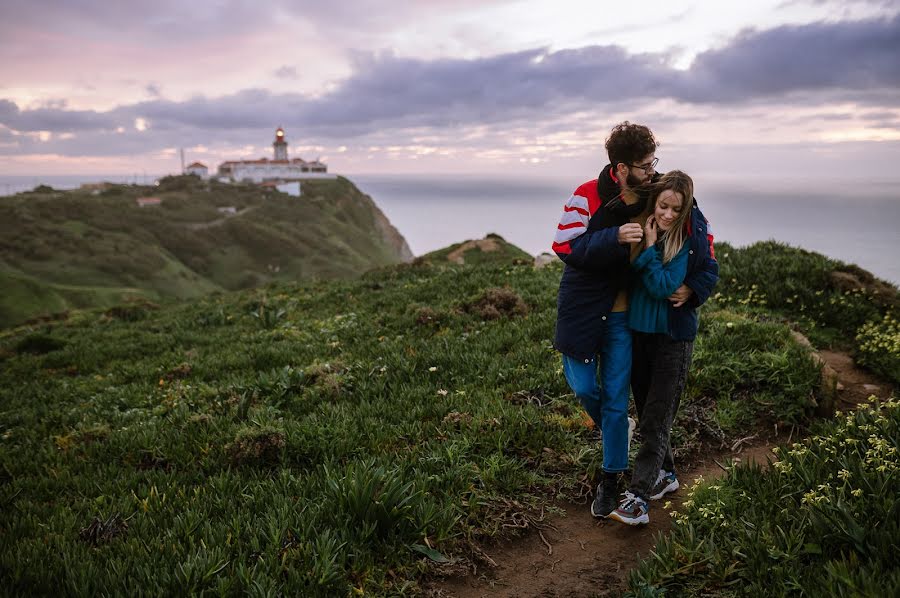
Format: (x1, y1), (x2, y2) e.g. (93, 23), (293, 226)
(0, 242), (894, 595)
(713, 241), (899, 385)
(626, 396), (899, 597)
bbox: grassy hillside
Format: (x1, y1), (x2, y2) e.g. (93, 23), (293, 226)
(419, 233), (533, 266)
(0, 175), (412, 328)
(0, 241), (896, 596)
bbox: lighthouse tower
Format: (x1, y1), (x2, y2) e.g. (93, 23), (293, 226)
(273, 127), (288, 161)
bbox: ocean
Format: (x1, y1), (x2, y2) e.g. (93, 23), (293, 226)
(352, 174), (900, 286)
(2, 173), (899, 285)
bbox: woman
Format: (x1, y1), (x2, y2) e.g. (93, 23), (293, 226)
(608, 171), (717, 526)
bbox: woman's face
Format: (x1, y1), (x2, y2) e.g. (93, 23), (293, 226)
(654, 189), (684, 232)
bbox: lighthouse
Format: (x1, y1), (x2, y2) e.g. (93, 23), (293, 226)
(273, 127), (288, 161)
(216, 127), (328, 182)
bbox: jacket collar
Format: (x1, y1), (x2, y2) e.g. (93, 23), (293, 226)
(598, 164), (649, 218)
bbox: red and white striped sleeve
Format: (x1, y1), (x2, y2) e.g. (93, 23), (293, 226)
(552, 182), (600, 256)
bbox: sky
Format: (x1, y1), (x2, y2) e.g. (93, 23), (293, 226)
(1, 0), (899, 189)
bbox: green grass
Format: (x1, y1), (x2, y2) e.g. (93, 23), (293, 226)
(0, 269), (154, 325)
(711, 241), (899, 384)
(626, 397), (900, 597)
(0, 253), (826, 596)
(1, 239), (895, 595)
(0, 176), (410, 328)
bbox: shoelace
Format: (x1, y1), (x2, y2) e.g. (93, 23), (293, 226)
(620, 491), (643, 511)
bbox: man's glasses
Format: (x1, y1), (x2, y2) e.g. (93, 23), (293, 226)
(629, 157), (659, 171)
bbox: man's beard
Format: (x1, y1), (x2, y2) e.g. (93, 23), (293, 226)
(626, 171), (646, 188)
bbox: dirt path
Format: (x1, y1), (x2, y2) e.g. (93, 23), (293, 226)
(431, 350), (894, 598)
(184, 206), (256, 230)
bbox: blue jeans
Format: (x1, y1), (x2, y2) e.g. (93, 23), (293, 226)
(562, 312), (632, 473)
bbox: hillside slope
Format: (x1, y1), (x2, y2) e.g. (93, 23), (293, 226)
(420, 233), (533, 266)
(0, 176), (412, 327)
(0, 241), (896, 596)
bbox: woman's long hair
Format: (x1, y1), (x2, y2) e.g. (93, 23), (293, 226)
(651, 171), (694, 264)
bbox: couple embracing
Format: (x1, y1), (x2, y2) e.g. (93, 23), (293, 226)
(552, 122), (719, 525)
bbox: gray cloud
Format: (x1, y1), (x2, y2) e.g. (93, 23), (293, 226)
(0, 0), (267, 41)
(0, 99), (117, 132)
(2, 15), (898, 150)
(860, 110), (899, 121)
(0, 0), (515, 43)
(680, 15), (900, 102)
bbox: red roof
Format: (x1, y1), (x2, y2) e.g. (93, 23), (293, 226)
(187, 162), (207, 168)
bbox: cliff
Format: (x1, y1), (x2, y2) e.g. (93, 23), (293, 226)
(0, 175), (412, 327)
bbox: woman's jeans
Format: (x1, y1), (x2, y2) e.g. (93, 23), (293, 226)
(629, 332), (694, 500)
(562, 312), (631, 473)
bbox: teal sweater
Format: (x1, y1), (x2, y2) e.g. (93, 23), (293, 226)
(628, 241), (690, 334)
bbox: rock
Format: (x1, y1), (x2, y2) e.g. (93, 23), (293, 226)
(791, 330), (840, 415)
(534, 253), (555, 269)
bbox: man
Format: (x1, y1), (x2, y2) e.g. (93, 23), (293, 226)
(552, 122), (716, 518)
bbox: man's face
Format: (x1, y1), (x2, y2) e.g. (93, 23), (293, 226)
(626, 153), (657, 187)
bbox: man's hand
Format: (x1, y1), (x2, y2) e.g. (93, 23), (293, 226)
(617, 223), (643, 245)
(668, 284), (694, 307)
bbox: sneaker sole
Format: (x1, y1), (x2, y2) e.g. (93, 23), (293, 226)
(649, 479), (680, 501)
(608, 511), (649, 525)
(590, 503), (613, 519)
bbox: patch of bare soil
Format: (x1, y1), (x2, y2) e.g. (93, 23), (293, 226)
(447, 238), (501, 264)
(819, 349), (893, 406)
(430, 350), (895, 598)
(183, 206), (256, 230)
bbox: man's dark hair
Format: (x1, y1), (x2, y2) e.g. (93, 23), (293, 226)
(605, 121), (659, 168)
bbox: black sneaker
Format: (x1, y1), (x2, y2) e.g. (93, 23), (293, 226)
(590, 474), (618, 518)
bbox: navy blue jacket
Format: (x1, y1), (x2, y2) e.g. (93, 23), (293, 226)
(553, 167), (718, 360)
(667, 203), (718, 341)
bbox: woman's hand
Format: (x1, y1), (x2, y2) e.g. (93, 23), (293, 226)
(644, 216), (658, 247)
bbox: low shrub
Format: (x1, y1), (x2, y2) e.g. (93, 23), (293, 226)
(104, 300), (159, 322)
(688, 311), (821, 430)
(627, 397), (900, 597)
(226, 427), (286, 467)
(855, 313), (900, 384)
(465, 287), (529, 320)
(713, 240), (897, 350)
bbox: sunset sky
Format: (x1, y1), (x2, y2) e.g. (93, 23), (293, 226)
(1, 0), (899, 187)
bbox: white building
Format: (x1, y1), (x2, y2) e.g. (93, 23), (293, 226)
(217, 127), (329, 183)
(185, 161), (208, 177)
(275, 181), (301, 197)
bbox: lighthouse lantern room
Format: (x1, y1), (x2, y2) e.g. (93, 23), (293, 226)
(273, 127), (288, 161)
